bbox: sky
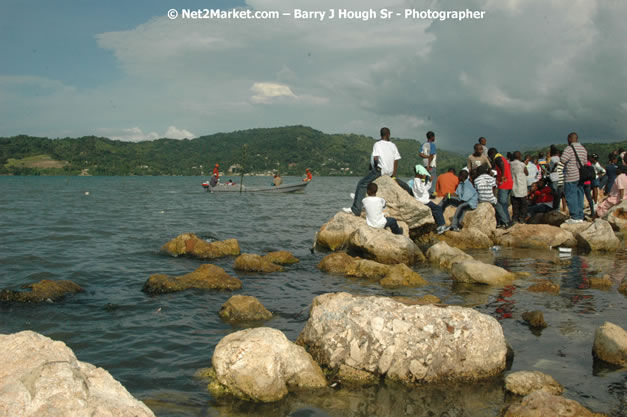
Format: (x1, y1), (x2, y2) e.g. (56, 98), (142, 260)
(1, 0), (626, 152)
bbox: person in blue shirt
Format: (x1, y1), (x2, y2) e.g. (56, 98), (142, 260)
(601, 153), (618, 195)
(438, 170), (478, 231)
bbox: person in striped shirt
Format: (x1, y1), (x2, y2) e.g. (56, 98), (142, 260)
(560, 132), (588, 223)
(472, 164), (497, 205)
(548, 145), (565, 211)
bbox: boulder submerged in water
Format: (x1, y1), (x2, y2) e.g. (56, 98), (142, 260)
(161, 233), (240, 259)
(297, 292), (508, 385)
(504, 370), (563, 396)
(262, 251), (299, 265)
(208, 327), (326, 402)
(143, 264), (242, 294)
(318, 253), (427, 288)
(0, 279), (83, 303)
(501, 390), (604, 417)
(450, 260), (516, 286)
(437, 227), (493, 249)
(219, 295), (272, 323)
(233, 254), (284, 273)
(0, 331), (155, 417)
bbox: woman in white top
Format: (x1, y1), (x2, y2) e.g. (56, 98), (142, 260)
(412, 165), (447, 234)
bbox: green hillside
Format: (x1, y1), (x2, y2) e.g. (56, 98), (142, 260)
(2, 126), (624, 176)
(0, 126), (465, 176)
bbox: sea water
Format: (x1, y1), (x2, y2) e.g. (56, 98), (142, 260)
(0, 176), (625, 416)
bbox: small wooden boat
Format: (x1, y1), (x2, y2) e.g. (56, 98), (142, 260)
(202, 181), (309, 193)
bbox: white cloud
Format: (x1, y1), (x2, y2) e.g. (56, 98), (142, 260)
(96, 126), (195, 142)
(1, 0), (626, 151)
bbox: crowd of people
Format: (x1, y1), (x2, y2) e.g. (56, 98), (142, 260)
(344, 128), (627, 235)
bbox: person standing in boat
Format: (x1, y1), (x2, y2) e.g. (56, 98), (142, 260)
(303, 168), (313, 182)
(272, 174), (283, 186)
(213, 164), (220, 178)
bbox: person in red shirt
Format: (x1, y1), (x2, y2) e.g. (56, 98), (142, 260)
(303, 168), (313, 182)
(488, 148), (513, 228)
(525, 178), (554, 221)
(435, 167), (459, 197)
(213, 164), (220, 178)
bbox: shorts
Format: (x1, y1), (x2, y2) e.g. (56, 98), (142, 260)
(591, 178), (600, 188)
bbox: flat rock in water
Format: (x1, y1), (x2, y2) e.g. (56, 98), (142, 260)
(209, 327), (326, 402)
(392, 294), (441, 306)
(592, 321), (627, 367)
(143, 264), (242, 294)
(317, 252), (358, 275)
(425, 241), (473, 271)
(219, 295), (272, 322)
(379, 264), (427, 288)
(450, 260), (516, 286)
(588, 275), (612, 289)
(297, 292), (507, 384)
(0, 331), (155, 417)
(501, 390), (604, 417)
(0, 279), (83, 303)
(521, 311), (547, 329)
(233, 254), (284, 273)
(619, 280), (627, 296)
(161, 233), (240, 259)
(504, 370), (563, 396)
(345, 258), (391, 279)
(262, 251), (299, 265)
(347, 225), (425, 265)
(526, 280), (560, 295)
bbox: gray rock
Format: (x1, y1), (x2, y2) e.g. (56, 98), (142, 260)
(210, 327), (326, 402)
(297, 293), (507, 384)
(0, 331), (155, 417)
(521, 311), (547, 329)
(438, 227), (493, 249)
(462, 202), (497, 237)
(592, 321), (627, 366)
(450, 260), (516, 286)
(316, 212), (366, 251)
(504, 370), (563, 396)
(607, 199), (627, 232)
(496, 224), (576, 248)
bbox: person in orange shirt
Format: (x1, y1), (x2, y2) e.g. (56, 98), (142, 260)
(303, 168), (313, 182)
(213, 164), (220, 178)
(435, 167), (459, 197)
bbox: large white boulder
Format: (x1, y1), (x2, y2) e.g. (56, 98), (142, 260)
(210, 327), (326, 402)
(373, 175), (434, 230)
(347, 225), (424, 265)
(0, 331), (155, 417)
(316, 212), (366, 251)
(297, 293), (507, 384)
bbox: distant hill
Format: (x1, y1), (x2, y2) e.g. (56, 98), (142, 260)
(1, 126), (624, 176)
(0, 126), (465, 176)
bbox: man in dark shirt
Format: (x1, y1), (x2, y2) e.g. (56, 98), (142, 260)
(602, 153), (618, 195)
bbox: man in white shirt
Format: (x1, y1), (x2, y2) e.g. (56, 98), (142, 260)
(344, 127), (404, 216)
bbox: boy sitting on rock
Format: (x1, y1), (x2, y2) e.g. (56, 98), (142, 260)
(438, 170), (478, 232)
(362, 182), (403, 235)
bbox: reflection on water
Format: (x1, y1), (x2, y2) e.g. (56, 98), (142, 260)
(0, 176), (625, 417)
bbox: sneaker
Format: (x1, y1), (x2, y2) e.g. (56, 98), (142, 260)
(342, 207), (353, 214)
(449, 226), (460, 232)
(349, 193), (355, 199)
(436, 225), (449, 235)
(565, 218), (584, 224)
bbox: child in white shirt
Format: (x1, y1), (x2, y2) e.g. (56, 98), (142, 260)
(362, 182), (403, 235)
